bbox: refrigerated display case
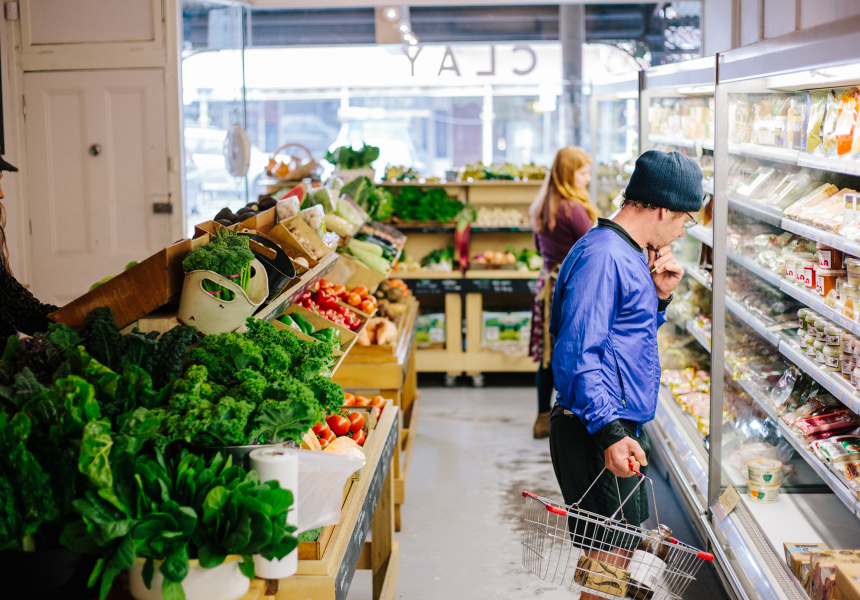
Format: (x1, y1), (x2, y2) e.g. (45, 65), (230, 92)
(648, 17), (860, 600)
(588, 75), (641, 214)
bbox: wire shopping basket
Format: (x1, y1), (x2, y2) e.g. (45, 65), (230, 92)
(522, 464), (713, 599)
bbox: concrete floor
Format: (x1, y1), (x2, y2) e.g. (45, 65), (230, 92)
(347, 380), (732, 600)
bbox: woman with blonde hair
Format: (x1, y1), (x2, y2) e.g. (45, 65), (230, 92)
(528, 146), (599, 438)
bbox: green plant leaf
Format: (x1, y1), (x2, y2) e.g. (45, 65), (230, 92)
(238, 555), (255, 579)
(197, 543), (226, 569)
(162, 579), (186, 600)
(142, 557), (155, 590)
(160, 544), (189, 583)
(80, 419), (114, 489)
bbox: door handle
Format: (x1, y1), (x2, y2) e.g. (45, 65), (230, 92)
(89, 144), (102, 156)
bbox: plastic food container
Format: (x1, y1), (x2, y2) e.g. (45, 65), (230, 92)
(854, 365), (860, 390)
(802, 260), (817, 289)
(824, 344), (842, 370)
(793, 253), (814, 286)
(747, 459), (782, 485)
(847, 258), (860, 287)
(816, 269), (846, 297)
(843, 332), (857, 355)
(817, 243), (843, 270)
(814, 317), (830, 342)
(747, 480), (780, 503)
(807, 313), (820, 338)
(843, 282), (859, 306)
(825, 325), (843, 346)
(784, 254), (798, 282)
(804, 333), (816, 353)
(798, 308), (810, 332)
(843, 354), (854, 380)
(798, 330), (807, 348)
(814, 340), (826, 363)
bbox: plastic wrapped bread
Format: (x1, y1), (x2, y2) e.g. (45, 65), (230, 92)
(783, 183), (839, 219)
(814, 188), (857, 232)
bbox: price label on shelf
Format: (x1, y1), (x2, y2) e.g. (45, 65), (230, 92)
(718, 485), (741, 517)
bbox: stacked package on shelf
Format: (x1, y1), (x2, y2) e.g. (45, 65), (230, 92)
(783, 543), (860, 600)
(661, 368), (711, 435)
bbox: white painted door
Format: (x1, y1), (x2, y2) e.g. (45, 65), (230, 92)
(24, 69), (173, 306)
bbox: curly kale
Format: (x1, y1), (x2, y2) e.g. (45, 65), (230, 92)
(149, 325), (197, 390)
(3, 322), (82, 388)
(185, 333), (264, 385)
(81, 307), (123, 372)
(121, 328), (159, 374)
(182, 236), (254, 278)
(305, 376), (344, 414)
(291, 337), (335, 383)
(224, 369), (269, 405)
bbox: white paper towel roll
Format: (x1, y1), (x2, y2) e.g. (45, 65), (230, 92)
(249, 446), (299, 580)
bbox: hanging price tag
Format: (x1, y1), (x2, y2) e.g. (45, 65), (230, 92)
(843, 299), (855, 320)
(718, 485), (741, 517)
(825, 290), (839, 309)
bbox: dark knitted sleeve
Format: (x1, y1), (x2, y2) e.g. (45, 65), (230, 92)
(0, 257), (59, 338)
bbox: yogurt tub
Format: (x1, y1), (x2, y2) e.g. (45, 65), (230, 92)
(824, 344), (842, 371)
(798, 308), (810, 332)
(847, 258), (860, 287)
(747, 459), (782, 485)
(747, 480), (781, 503)
(784, 254), (798, 282)
(843, 332), (856, 355)
(804, 333), (816, 353)
(814, 340), (826, 363)
(814, 317), (830, 342)
(825, 325), (843, 347)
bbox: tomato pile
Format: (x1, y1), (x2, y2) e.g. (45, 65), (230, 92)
(297, 279), (376, 331)
(312, 394), (387, 449)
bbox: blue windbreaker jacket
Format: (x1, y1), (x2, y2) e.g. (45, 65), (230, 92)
(550, 220), (669, 438)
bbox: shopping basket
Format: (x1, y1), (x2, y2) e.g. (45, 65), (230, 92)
(522, 463), (713, 599)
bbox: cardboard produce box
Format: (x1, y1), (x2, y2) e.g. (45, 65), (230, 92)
(835, 563), (860, 600)
(784, 542), (829, 581)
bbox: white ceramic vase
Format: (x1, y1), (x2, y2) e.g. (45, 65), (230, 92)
(128, 556), (250, 600)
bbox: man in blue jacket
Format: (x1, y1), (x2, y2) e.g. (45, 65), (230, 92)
(549, 150), (703, 529)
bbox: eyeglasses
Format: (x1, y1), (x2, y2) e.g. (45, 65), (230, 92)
(683, 212), (698, 229)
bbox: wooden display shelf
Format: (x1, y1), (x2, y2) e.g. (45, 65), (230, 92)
(345, 296), (419, 361)
(276, 407), (400, 600)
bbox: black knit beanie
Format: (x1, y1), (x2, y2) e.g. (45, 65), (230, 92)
(624, 150), (703, 213)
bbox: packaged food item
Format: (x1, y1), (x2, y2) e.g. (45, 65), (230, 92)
(836, 88), (860, 156)
(786, 184), (841, 221)
(747, 479), (780, 503)
(793, 410), (858, 436)
(845, 192), (860, 232)
(807, 91), (829, 154)
(808, 336), (820, 357)
(814, 339), (826, 362)
(843, 353), (854, 380)
(808, 549), (860, 600)
(785, 254), (799, 282)
(843, 332), (856, 354)
(821, 90), (843, 156)
(825, 325), (843, 347)
(811, 436), (860, 463)
(824, 345), (842, 371)
(843, 462), (860, 500)
(818, 244), (844, 270)
(784, 542), (829, 580)
(848, 259), (860, 287)
(574, 554), (630, 597)
(626, 525), (673, 599)
(834, 563), (860, 600)
(818, 270), (846, 297)
(814, 317), (830, 342)
(798, 308), (810, 331)
(802, 259), (818, 289)
(748, 458), (782, 485)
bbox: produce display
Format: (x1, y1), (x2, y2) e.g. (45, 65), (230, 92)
(420, 247), (455, 272)
(213, 196), (278, 227)
(474, 206), (527, 227)
(182, 228), (255, 300)
(391, 186), (464, 223)
(341, 177), (394, 222)
(382, 165), (424, 182)
(294, 279), (370, 331)
(324, 143), (380, 171)
(458, 162), (547, 181)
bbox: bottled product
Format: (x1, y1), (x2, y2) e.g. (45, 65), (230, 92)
(794, 253), (814, 286)
(814, 317), (830, 342)
(824, 345), (841, 371)
(842, 353), (853, 380)
(804, 333), (816, 354)
(843, 332), (857, 355)
(814, 340), (826, 364)
(817, 269), (846, 297)
(817, 243), (843, 270)
(626, 524), (673, 600)
(784, 254), (798, 282)
(847, 258), (860, 287)
(798, 308), (810, 332)
(825, 325), (842, 347)
(802, 260), (817, 289)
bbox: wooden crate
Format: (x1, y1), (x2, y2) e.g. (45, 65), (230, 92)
(345, 297), (417, 361)
(276, 304), (357, 352)
(49, 236), (208, 330)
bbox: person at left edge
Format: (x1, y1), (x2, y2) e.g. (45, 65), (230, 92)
(0, 156), (59, 340)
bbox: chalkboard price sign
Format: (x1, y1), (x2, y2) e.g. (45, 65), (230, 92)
(335, 412), (399, 600)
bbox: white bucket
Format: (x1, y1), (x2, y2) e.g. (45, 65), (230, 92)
(128, 556), (250, 600)
(178, 259), (268, 334)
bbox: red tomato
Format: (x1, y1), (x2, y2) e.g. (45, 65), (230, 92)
(358, 300), (373, 313)
(318, 278), (332, 289)
(346, 292), (362, 307)
(330, 284), (347, 298)
(348, 412), (365, 433)
(370, 406), (381, 421)
(318, 428), (336, 447)
(326, 415), (351, 437)
(312, 422), (328, 436)
(370, 396), (386, 410)
(354, 395), (371, 407)
(351, 285), (369, 299)
(343, 392), (355, 406)
(350, 429), (366, 446)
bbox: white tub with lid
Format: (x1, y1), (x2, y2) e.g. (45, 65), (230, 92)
(747, 480), (780, 503)
(747, 458), (782, 485)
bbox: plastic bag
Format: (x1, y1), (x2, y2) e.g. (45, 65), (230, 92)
(821, 90), (842, 156)
(301, 205), (326, 238)
(276, 196), (301, 222)
(295, 449), (363, 532)
(806, 91), (829, 154)
(321, 232), (341, 249)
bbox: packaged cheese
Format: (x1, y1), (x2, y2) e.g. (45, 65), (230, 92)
(785, 543), (830, 581)
(808, 549), (860, 600)
(835, 563), (860, 600)
(811, 437), (860, 463)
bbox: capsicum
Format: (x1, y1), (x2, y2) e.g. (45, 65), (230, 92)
(312, 327), (341, 348)
(291, 313), (316, 335)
